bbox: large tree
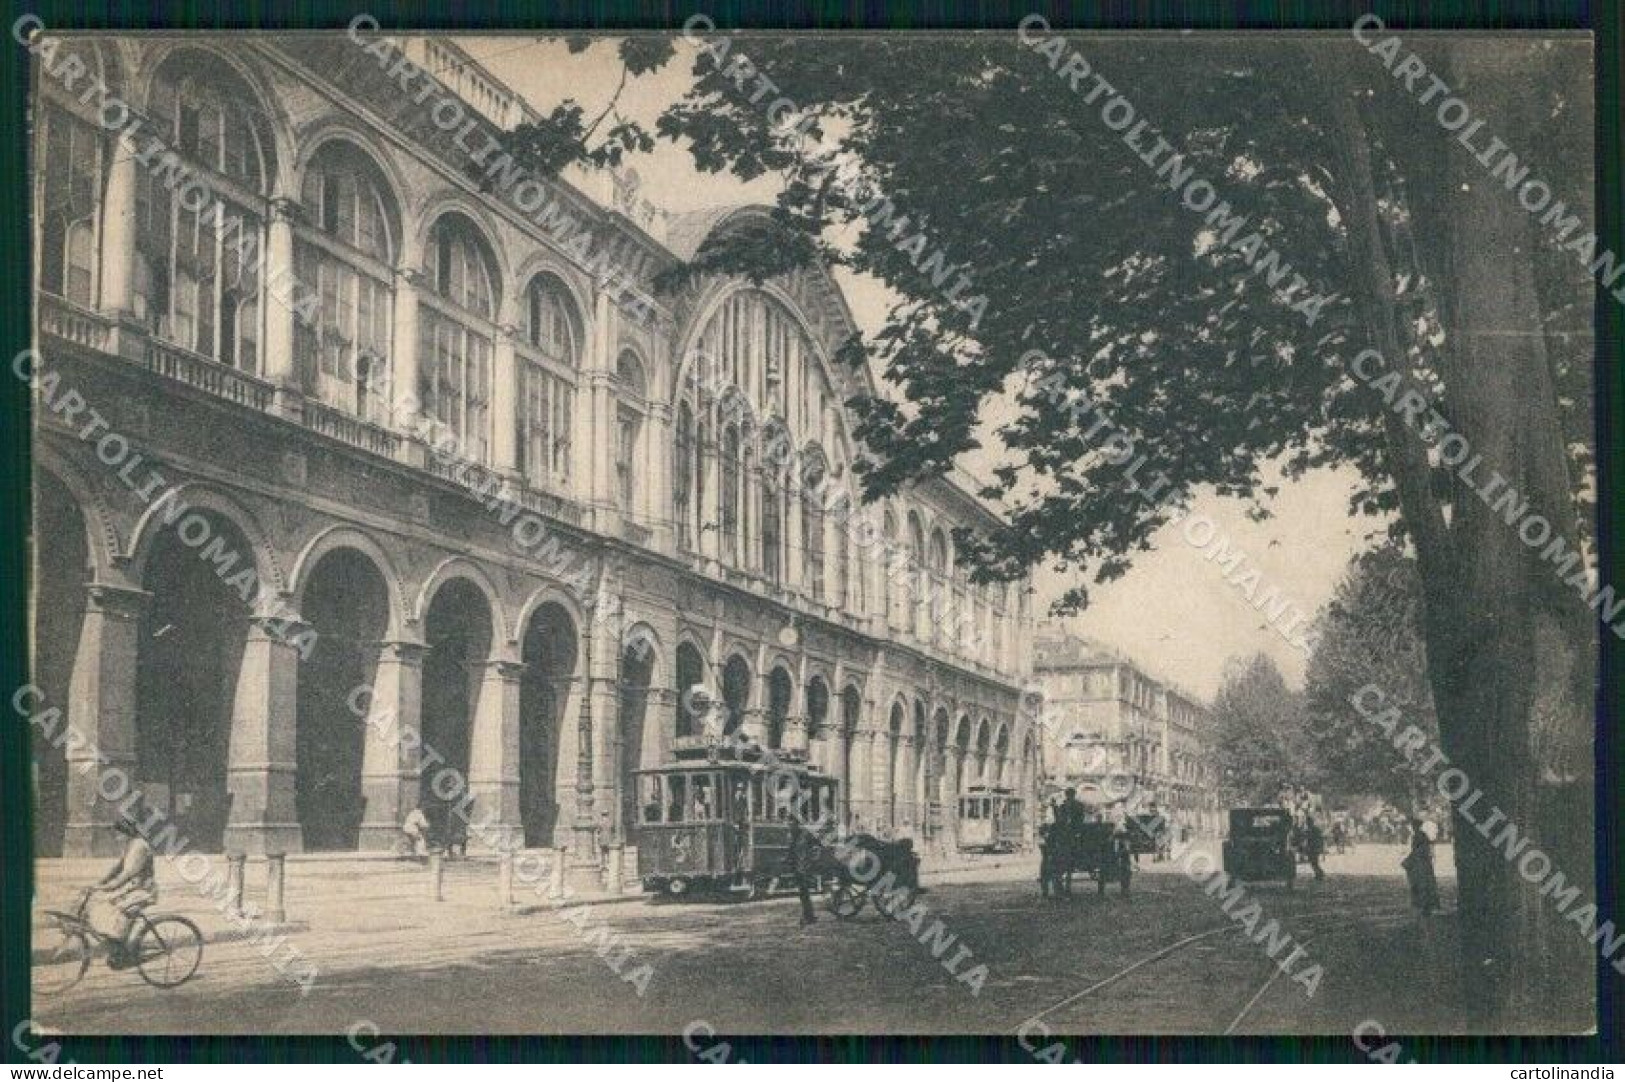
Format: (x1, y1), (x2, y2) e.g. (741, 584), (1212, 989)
(499, 29), (1597, 1027)
(1302, 544), (1439, 812)
(1210, 653), (1317, 806)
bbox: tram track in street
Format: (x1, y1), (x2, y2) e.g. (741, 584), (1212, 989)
(1020, 901), (1418, 1034)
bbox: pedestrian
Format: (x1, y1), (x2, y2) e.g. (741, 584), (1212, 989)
(788, 808), (819, 926)
(1301, 815), (1326, 880)
(1037, 822), (1058, 899)
(402, 804), (430, 860)
(1401, 817), (1440, 916)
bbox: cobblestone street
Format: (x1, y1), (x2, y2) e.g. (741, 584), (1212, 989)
(34, 845), (1487, 1037)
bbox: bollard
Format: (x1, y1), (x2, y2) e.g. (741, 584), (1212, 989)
(226, 853), (247, 918)
(428, 852), (444, 901)
(497, 850), (514, 909)
(549, 847), (566, 898)
(265, 853), (286, 924)
(605, 846), (624, 895)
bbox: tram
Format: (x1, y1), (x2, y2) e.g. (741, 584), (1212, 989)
(956, 785), (1025, 853)
(633, 737), (838, 898)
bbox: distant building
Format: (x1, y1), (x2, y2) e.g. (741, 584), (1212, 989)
(1032, 624), (1220, 833)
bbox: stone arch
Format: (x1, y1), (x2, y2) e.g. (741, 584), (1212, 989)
(412, 193), (511, 299)
(414, 555), (508, 647)
(293, 126), (407, 263)
(288, 524), (406, 640)
(33, 452), (120, 582)
(511, 252), (593, 328)
(511, 583), (588, 661)
(133, 44), (291, 194)
(618, 620), (665, 689)
(125, 483), (287, 603)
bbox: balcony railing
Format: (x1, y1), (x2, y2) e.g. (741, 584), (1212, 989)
(37, 294), (111, 352)
(142, 338), (274, 412)
(302, 399), (402, 459)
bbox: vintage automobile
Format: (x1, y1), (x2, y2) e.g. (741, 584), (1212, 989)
(1221, 807), (1297, 889)
(1042, 819), (1133, 895)
(957, 785), (1026, 853)
(633, 741), (838, 899)
(1124, 811), (1172, 861)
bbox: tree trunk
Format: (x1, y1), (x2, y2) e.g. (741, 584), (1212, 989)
(1427, 42), (1595, 1031)
(1325, 45), (1595, 1031)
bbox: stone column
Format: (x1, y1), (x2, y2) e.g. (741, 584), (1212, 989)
(262, 198), (301, 414)
(590, 667), (621, 846)
(945, 743), (965, 849)
(647, 401), (673, 551)
(491, 324), (520, 477)
(467, 657), (524, 852)
(61, 583), (147, 857)
(358, 640), (425, 850)
(848, 729), (876, 832)
(224, 615), (306, 855)
(896, 733), (916, 831)
(828, 725), (851, 822)
(98, 139), (138, 319)
(785, 481), (803, 595)
(391, 268), (424, 463)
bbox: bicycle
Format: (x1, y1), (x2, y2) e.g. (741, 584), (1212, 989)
(36, 888), (204, 992)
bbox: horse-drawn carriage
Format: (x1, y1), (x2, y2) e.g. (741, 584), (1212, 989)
(1040, 819), (1133, 895)
(1124, 811), (1172, 862)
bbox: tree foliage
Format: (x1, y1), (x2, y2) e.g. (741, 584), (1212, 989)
(1209, 653), (1317, 805)
(1302, 544), (1438, 810)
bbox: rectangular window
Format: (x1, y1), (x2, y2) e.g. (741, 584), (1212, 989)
(519, 358), (574, 486)
(421, 310), (491, 462)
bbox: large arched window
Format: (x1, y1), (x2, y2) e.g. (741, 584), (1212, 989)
(801, 447), (828, 603)
(296, 140), (398, 422)
(882, 511), (900, 629)
(831, 490), (854, 614)
(518, 274), (579, 485)
(37, 105), (103, 307)
(137, 53), (274, 370)
(929, 528), (950, 637)
(719, 422), (742, 564)
(420, 213), (498, 462)
(615, 351), (647, 515)
(908, 512), (927, 638)
(760, 421), (790, 583)
(674, 401), (697, 551)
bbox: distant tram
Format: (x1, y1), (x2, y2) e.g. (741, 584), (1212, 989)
(633, 738), (838, 898)
(957, 785), (1025, 853)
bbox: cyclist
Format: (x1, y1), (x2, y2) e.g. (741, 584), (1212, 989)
(93, 814), (157, 968)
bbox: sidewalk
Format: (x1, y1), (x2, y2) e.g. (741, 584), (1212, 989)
(32, 848), (1038, 963)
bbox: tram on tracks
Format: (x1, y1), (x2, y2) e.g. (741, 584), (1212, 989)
(633, 738), (838, 899)
(956, 785), (1026, 853)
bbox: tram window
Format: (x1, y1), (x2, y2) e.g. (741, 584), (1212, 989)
(691, 774), (715, 821)
(639, 776), (664, 824)
(771, 776), (795, 821)
(750, 776), (765, 819)
(728, 778), (749, 820)
(667, 775), (687, 823)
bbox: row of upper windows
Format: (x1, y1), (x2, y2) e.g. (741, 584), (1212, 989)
(37, 52), (1026, 624)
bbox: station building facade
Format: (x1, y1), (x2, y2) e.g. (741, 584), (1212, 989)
(27, 36), (1040, 874)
